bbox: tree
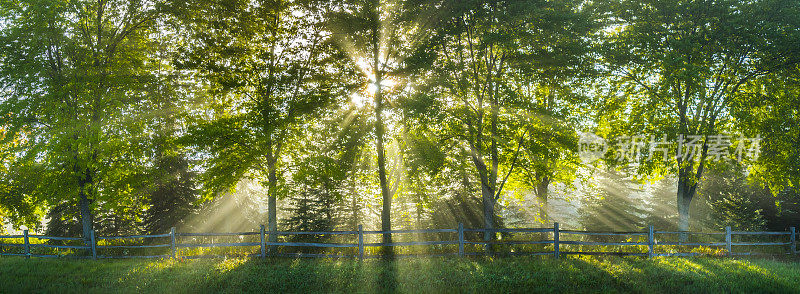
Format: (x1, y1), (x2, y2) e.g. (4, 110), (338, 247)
(700, 163), (769, 231)
(599, 0), (800, 232)
(0, 0), (160, 242)
(141, 13), (200, 235)
(402, 0), (598, 248)
(175, 0), (350, 249)
(283, 188), (336, 253)
(730, 65), (800, 195)
(506, 80), (585, 220)
(143, 154), (198, 234)
(0, 129), (44, 230)
(324, 0), (423, 255)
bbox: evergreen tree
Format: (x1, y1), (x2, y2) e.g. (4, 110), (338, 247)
(143, 154), (198, 235)
(283, 188), (336, 253)
(45, 201), (82, 237)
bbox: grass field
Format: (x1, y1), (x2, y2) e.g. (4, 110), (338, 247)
(1, 256), (799, 293)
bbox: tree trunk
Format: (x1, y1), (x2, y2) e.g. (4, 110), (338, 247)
(267, 160), (278, 253)
(677, 193), (690, 229)
(484, 58), (502, 253)
(415, 199), (423, 229)
(375, 66), (393, 257)
(481, 180), (495, 252)
(535, 176), (550, 202)
(676, 170), (696, 241)
(79, 191), (93, 246)
(77, 167), (94, 246)
(677, 182), (689, 231)
(536, 176), (550, 221)
(351, 178), (359, 230)
(676, 135), (708, 241)
(372, 8), (392, 256)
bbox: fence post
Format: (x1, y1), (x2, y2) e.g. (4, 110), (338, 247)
(260, 225), (266, 259)
(553, 222), (560, 259)
(458, 223), (464, 257)
(90, 230), (97, 260)
(790, 227), (796, 255)
(358, 225), (364, 261)
(725, 226), (732, 257)
(170, 227), (177, 259)
(23, 229), (30, 259)
(648, 225), (654, 259)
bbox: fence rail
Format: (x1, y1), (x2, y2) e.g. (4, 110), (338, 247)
(0, 224), (797, 260)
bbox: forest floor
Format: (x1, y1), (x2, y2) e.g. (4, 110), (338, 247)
(0, 255), (799, 293)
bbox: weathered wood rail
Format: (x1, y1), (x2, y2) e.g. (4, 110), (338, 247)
(0, 224), (796, 260)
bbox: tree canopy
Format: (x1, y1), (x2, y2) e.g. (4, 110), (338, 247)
(1, 0), (799, 245)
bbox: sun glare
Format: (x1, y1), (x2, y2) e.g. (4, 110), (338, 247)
(355, 58), (374, 80)
(366, 79), (398, 95)
(352, 78), (399, 108)
(351, 92), (367, 107)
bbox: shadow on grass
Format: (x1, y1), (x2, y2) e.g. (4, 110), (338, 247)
(377, 256), (397, 293)
(193, 256), (800, 293)
(195, 256), (399, 293)
(589, 256), (800, 293)
(194, 256), (622, 293)
(1, 255), (799, 293)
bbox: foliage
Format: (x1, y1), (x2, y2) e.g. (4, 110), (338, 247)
(0, 0), (162, 238)
(597, 0), (800, 231)
(730, 65), (800, 193)
(282, 189), (336, 252)
(173, 0), (355, 243)
(700, 162), (800, 232)
(0, 0), (798, 242)
(143, 154), (199, 235)
(397, 0), (600, 240)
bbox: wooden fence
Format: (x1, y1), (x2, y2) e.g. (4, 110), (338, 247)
(1, 223), (797, 260)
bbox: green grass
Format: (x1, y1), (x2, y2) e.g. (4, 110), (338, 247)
(1, 256), (799, 293)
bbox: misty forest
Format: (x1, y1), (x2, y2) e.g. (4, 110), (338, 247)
(1, 0), (799, 256)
